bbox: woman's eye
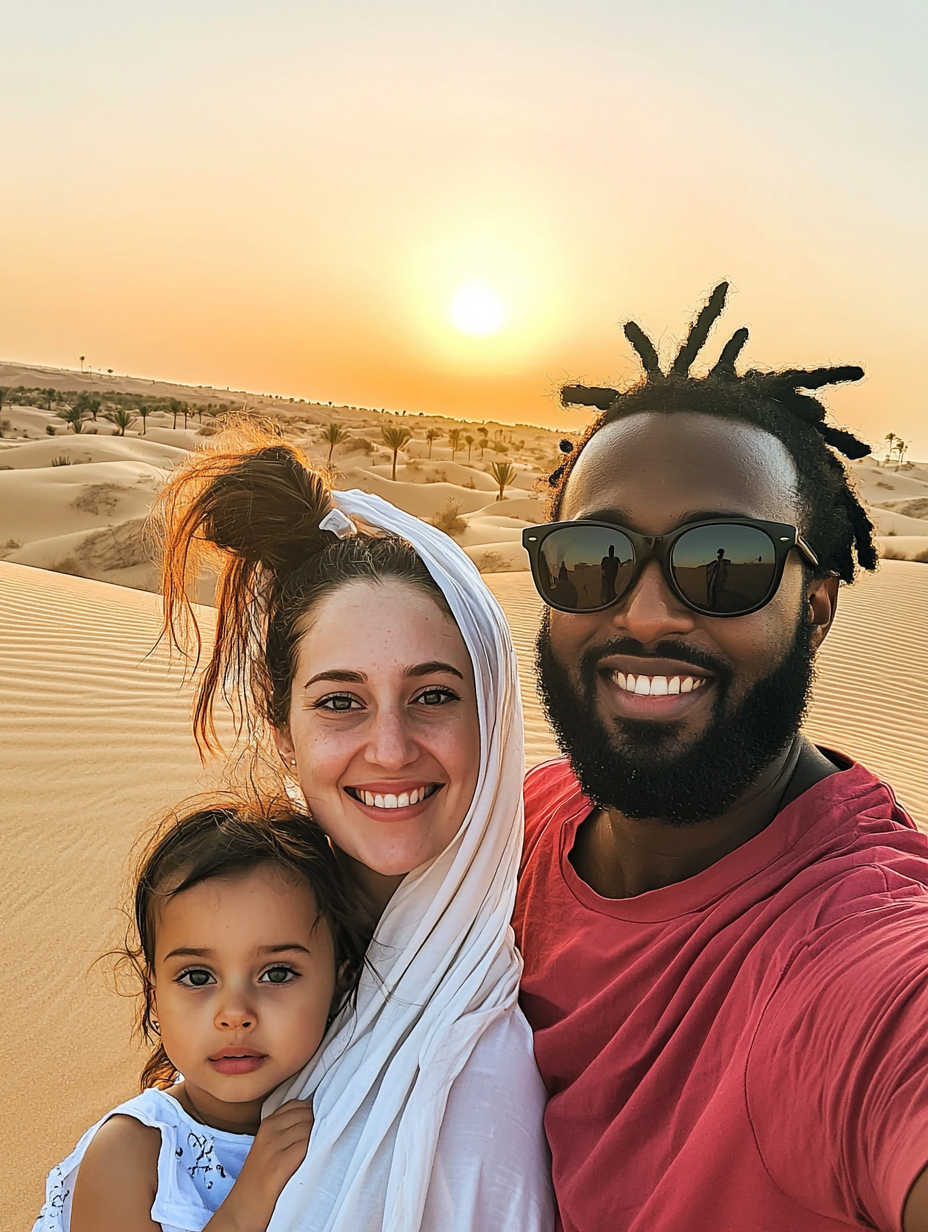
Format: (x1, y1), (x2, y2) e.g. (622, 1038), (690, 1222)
(318, 693), (361, 712)
(415, 687), (457, 706)
(261, 966), (297, 985)
(178, 969), (214, 988)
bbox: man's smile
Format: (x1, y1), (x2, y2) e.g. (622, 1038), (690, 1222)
(596, 654), (716, 721)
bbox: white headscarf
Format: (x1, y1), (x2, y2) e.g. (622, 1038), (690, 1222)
(265, 489), (529, 1232)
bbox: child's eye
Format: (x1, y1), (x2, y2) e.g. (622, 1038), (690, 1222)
(260, 966), (298, 985)
(177, 968), (214, 988)
(414, 686), (458, 706)
(316, 693), (362, 712)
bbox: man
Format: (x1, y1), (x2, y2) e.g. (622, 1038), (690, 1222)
(514, 284), (928, 1232)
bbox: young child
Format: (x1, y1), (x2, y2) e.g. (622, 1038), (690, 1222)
(34, 800), (368, 1232)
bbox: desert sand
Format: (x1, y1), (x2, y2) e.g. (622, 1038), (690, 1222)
(2, 367), (927, 1229)
(3, 555), (926, 1229)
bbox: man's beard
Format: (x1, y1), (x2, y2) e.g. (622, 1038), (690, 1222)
(535, 611), (816, 826)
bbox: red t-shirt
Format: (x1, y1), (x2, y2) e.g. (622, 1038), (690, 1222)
(514, 754), (928, 1232)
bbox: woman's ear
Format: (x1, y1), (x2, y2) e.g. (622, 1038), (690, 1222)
(273, 726), (298, 769)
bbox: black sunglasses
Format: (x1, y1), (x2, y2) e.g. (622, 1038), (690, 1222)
(522, 517), (820, 618)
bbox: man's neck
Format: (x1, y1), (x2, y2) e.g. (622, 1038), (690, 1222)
(569, 736), (840, 899)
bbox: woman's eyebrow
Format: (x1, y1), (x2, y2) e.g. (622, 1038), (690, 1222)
(163, 946), (211, 961)
(405, 661), (464, 680)
(306, 669), (367, 685)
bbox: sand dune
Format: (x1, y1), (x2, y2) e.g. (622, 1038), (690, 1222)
(2, 558), (926, 1230)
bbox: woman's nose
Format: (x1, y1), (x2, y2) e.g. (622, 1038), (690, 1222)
(364, 707), (419, 769)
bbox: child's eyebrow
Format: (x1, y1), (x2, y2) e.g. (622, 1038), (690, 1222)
(161, 943), (314, 961)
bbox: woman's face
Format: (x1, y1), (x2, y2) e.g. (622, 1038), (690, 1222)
(275, 580), (480, 880)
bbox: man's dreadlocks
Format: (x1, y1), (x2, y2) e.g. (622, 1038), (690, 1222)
(547, 282), (878, 585)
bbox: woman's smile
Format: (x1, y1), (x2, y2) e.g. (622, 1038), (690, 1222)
(344, 781), (442, 815)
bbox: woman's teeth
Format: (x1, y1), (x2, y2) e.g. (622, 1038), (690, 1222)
(356, 785), (435, 809)
(611, 671), (707, 697)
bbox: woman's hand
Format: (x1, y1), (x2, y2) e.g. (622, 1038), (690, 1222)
(206, 1099), (314, 1232)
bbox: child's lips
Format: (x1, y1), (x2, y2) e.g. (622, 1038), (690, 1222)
(209, 1049), (266, 1075)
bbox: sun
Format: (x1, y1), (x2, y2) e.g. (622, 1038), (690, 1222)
(448, 281), (507, 336)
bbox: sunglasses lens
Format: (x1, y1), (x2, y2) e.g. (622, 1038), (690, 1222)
(671, 525), (777, 614)
(536, 526), (635, 611)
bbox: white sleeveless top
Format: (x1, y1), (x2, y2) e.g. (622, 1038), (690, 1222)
(33, 1086), (253, 1232)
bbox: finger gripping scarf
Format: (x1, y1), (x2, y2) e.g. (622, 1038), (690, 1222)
(265, 489), (527, 1232)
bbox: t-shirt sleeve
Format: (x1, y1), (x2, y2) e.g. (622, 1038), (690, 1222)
(746, 897), (928, 1231)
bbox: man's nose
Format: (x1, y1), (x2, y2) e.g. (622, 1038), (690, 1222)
(611, 559), (698, 642)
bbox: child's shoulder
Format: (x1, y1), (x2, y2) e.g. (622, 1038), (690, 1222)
(65, 1096), (166, 1232)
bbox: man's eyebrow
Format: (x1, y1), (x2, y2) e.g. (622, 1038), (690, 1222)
(404, 661), (464, 680)
(579, 508), (756, 528)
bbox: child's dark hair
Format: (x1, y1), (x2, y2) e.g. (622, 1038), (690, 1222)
(124, 796), (370, 1090)
(152, 423), (447, 754)
(549, 282), (878, 585)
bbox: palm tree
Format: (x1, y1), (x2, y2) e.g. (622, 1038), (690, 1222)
(895, 439), (908, 468)
(76, 392), (100, 421)
(884, 432), (897, 464)
(424, 428), (441, 458)
(381, 425), (413, 480)
(58, 405), (88, 434)
(464, 433), (475, 461)
(486, 460), (517, 501)
(170, 398), (183, 429)
(137, 404), (151, 435)
(79, 356), (85, 372)
(105, 408), (137, 436)
(323, 422), (351, 465)
(478, 428), (489, 458)
(447, 428), (463, 460)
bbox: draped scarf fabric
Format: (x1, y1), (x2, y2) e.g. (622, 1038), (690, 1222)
(265, 489), (529, 1232)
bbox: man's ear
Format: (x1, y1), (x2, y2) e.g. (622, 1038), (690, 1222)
(807, 573), (840, 652)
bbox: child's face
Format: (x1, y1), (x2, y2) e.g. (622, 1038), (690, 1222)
(151, 862), (336, 1116)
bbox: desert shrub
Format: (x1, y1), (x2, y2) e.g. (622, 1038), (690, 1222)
(45, 425), (57, 436)
(915, 547), (928, 564)
(429, 499), (467, 538)
(73, 483), (122, 516)
(198, 424), (219, 436)
(51, 456), (72, 466)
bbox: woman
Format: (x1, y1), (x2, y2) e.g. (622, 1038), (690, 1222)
(156, 430), (553, 1232)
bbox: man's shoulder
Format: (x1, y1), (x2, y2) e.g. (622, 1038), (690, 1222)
(524, 757), (582, 821)
(522, 757), (591, 860)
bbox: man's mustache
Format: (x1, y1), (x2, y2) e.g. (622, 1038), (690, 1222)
(579, 639), (733, 690)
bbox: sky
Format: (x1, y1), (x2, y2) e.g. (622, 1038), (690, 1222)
(2, 0), (926, 454)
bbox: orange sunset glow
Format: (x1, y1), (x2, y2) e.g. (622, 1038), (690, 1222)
(1, 2), (925, 453)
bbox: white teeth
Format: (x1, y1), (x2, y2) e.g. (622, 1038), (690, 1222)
(357, 786), (431, 809)
(611, 671), (706, 697)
